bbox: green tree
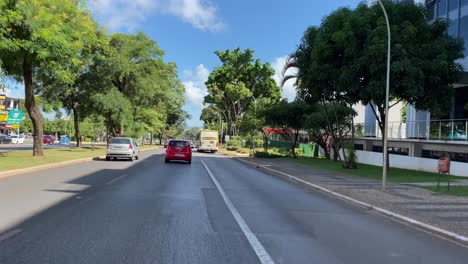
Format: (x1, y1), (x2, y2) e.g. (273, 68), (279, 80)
(86, 33), (186, 141)
(287, 1), (464, 167)
(263, 101), (313, 158)
(204, 48), (281, 136)
(304, 103), (356, 161)
(0, 0), (98, 156)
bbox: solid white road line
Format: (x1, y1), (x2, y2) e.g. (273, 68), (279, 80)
(0, 228), (22, 243)
(200, 159), (275, 264)
(106, 174), (128, 185)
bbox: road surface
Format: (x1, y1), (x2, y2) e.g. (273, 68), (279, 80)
(0, 149), (467, 263)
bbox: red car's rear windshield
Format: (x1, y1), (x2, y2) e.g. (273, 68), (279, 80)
(169, 141), (189, 147)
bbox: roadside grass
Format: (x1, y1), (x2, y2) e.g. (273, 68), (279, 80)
(139, 144), (162, 150)
(0, 147), (105, 172)
(422, 186), (468, 197)
(290, 157), (468, 183)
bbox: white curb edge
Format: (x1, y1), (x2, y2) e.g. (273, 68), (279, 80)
(235, 158), (468, 247)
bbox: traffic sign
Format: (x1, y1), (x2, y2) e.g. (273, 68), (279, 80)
(6, 109), (23, 125)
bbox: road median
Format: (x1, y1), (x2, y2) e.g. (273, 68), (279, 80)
(0, 146), (160, 179)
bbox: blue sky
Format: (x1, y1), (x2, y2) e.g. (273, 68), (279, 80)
(4, 0), (363, 126)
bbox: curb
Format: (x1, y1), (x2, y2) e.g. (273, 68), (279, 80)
(235, 158), (468, 247)
(0, 147), (161, 180)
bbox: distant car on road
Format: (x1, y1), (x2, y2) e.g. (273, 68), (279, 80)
(43, 135), (55, 144)
(165, 140), (192, 164)
(0, 135), (12, 144)
(10, 135), (25, 144)
(191, 142), (197, 149)
(106, 137), (139, 161)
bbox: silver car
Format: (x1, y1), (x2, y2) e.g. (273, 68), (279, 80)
(106, 137), (139, 161)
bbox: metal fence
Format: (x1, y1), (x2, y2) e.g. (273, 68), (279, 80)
(354, 119), (468, 141)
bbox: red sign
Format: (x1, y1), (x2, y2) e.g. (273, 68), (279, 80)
(5, 124), (12, 129)
(263, 128), (293, 134)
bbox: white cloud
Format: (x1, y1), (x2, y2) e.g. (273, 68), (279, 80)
(272, 56), (297, 102)
(88, 0), (224, 32)
(183, 64), (209, 112)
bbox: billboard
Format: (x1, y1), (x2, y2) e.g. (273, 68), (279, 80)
(0, 94), (5, 110)
(6, 109), (23, 126)
(0, 110), (8, 122)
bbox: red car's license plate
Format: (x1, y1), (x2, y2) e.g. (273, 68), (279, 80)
(175, 154), (185, 157)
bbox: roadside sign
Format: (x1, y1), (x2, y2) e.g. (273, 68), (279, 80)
(12, 124), (20, 129)
(0, 110), (8, 122)
(6, 109), (23, 125)
(5, 124), (12, 129)
(224, 135), (230, 142)
(0, 94), (5, 110)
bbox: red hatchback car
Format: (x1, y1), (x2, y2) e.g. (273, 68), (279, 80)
(43, 135), (55, 144)
(165, 140), (192, 164)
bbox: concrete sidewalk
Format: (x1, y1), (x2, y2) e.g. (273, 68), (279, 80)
(237, 157), (468, 239)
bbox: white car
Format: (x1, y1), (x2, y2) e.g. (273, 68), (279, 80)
(10, 135), (25, 144)
(106, 137), (139, 161)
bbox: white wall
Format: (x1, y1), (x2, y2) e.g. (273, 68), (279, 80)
(354, 150), (468, 177)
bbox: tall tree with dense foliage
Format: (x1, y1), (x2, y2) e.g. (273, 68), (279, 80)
(263, 101), (313, 158)
(286, 1), (464, 166)
(0, 0), (98, 155)
(86, 32), (186, 140)
(204, 48), (281, 136)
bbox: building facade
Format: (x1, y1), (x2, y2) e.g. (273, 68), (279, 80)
(0, 94), (21, 134)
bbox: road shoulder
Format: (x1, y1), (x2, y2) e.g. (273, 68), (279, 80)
(235, 157), (468, 247)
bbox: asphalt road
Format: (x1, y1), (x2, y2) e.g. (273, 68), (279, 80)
(0, 149), (467, 263)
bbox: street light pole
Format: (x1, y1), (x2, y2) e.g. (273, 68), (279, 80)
(377, 0), (391, 191)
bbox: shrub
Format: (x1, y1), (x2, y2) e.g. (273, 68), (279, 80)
(227, 139), (241, 147)
(227, 146), (239, 151)
(236, 148), (250, 154)
(254, 149), (287, 158)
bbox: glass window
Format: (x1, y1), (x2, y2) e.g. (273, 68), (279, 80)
(169, 141), (189, 147)
(427, 2), (436, 21)
(438, 0), (448, 18)
(449, 0), (459, 11)
(109, 138), (131, 144)
(449, 0), (459, 37)
(459, 2), (468, 69)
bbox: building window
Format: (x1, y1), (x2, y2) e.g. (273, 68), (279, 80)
(427, 2), (436, 21)
(460, 1), (468, 69)
(438, 0), (448, 18)
(448, 0), (460, 37)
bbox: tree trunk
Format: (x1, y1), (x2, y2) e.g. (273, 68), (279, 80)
(119, 124), (124, 136)
(23, 57), (44, 156)
(378, 106), (390, 170)
(150, 133), (153, 145)
(71, 105), (81, 147)
(291, 129), (299, 158)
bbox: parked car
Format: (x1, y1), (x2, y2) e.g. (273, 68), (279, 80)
(10, 135), (25, 144)
(59, 135), (71, 144)
(106, 137), (139, 161)
(165, 140), (192, 164)
(0, 135), (12, 144)
(190, 142), (197, 149)
(43, 135), (55, 144)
